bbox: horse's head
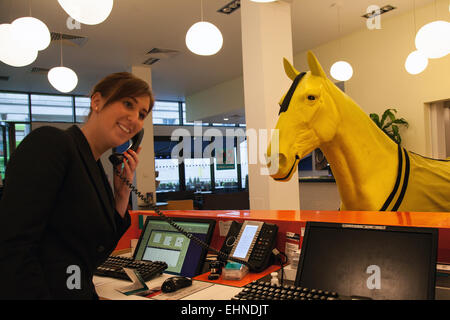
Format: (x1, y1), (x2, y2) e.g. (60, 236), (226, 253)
(267, 51), (341, 181)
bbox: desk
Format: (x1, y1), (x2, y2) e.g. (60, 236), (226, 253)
(94, 273), (243, 300)
(95, 268), (450, 300)
(95, 255), (280, 300)
(117, 210), (450, 264)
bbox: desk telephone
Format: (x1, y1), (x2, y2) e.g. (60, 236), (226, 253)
(219, 221), (278, 273)
(109, 130), (278, 272)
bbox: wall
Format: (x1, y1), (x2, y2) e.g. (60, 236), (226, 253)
(185, 77), (245, 122)
(299, 182), (341, 211)
(293, 0), (450, 156)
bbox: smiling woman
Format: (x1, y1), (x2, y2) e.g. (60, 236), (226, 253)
(0, 72), (155, 299)
(86, 72), (154, 120)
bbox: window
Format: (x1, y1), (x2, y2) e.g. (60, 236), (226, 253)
(152, 101), (180, 125)
(13, 123), (30, 147)
(31, 94), (73, 122)
(0, 92), (29, 122)
(155, 158), (180, 192)
(0, 122), (30, 180)
(182, 103), (194, 125)
(0, 123), (7, 179)
(75, 96), (91, 123)
(184, 158), (212, 191)
(214, 146), (238, 190)
(212, 123), (236, 127)
(240, 139), (248, 189)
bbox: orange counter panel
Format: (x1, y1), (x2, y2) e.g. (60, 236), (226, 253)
(115, 210), (450, 264)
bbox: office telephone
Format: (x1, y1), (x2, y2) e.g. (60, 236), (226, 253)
(109, 130), (275, 272)
(109, 129), (144, 166)
(219, 221), (278, 273)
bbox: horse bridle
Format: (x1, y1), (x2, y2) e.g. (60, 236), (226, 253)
(279, 72), (306, 115)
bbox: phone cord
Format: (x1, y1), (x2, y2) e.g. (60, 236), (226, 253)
(113, 167), (254, 270)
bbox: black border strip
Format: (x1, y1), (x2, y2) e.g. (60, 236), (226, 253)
(380, 144), (403, 211)
(279, 72), (306, 115)
(274, 157), (299, 181)
(391, 148), (411, 211)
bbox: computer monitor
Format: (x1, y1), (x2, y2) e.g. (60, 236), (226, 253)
(295, 222), (438, 300)
(133, 216), (216, 277)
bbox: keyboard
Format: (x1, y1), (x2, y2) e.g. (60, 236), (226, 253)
(232, 281), (340, 300)
(94, 256), (168, 282)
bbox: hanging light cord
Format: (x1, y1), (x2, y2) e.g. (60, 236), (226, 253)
(201, 0), (204, 21)
(336, 4), (342, 55)
(60, 32), (64, 66)
(413, 0), (417, 38)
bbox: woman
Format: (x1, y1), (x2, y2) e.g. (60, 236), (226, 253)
(0, 72), (154, 299)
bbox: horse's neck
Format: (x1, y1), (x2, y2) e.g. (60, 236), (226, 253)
(320, 88), (399, 211)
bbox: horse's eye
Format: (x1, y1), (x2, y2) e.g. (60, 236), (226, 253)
(307, 95), (316, 101)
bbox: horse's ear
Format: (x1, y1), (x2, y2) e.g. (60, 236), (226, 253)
(283, 58), (299, 81)
(307, 51), (327, 79)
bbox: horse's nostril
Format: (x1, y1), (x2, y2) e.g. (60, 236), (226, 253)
(277, 153), (288, 167)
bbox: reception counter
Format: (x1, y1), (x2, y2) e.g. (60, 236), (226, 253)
(116, 210), (450, 264)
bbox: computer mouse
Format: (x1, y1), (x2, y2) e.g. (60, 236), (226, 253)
(161, 276), (192, 293)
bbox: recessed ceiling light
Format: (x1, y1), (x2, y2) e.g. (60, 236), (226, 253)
(361, 4), (396, 19)
(224, 118), (229, 121)
(218, 0), (240, 15)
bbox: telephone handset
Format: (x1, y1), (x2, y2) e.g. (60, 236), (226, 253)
(109, 129), (144, 166)
(109, 130), (263, 271)
(219, 221), (278, 273)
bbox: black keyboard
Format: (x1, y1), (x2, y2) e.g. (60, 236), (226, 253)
(94, 256), (168, 282)
(232, 281), (340, 300)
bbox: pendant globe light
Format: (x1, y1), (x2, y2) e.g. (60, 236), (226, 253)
(330, 4), (353, 81)
(330, 61), (353, 81)
(415, 0), (450, 59)
(0, 2), (48, 68)
(11, 16), (51, 51)
(186, 0), (223, 56)
(48, 67), (78, 93)
(48, 35), (78, 93)
(405, 0), (429, 75)
(58, 0), (114, 25)
(405, 50), (429, 74)
(0, 23), (38, 67)
(415, 20), (450, 59)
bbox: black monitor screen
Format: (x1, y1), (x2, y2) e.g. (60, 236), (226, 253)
(295, 222), (438, 300)
(133, 216), (216, 277)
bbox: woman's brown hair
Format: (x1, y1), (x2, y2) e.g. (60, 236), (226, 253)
(88, 72), (154, 118)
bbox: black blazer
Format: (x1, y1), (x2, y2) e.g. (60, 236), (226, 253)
(0, 125), (130, 299)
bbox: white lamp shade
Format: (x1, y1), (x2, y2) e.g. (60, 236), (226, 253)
(250, 0), (277, 2)
(415, 20), (450, 59)
(48, 66), (78, 93)
(186, 21), (223, 56)
(58, 0), (114, 25)
(330, 61), (353, 81)
(405, 50), (428, 75)
(0, 23), (38, 67)
(11, 17), (51, 51)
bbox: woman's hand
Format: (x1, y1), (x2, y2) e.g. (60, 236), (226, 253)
(114, 147), (141, 217)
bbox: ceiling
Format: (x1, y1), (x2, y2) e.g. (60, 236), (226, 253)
(0, 0), (436, 109)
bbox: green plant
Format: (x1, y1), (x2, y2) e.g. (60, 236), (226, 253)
(370, 108), (409, 145)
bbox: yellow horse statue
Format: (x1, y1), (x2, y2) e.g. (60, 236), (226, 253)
(268, 51), (450, 212)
